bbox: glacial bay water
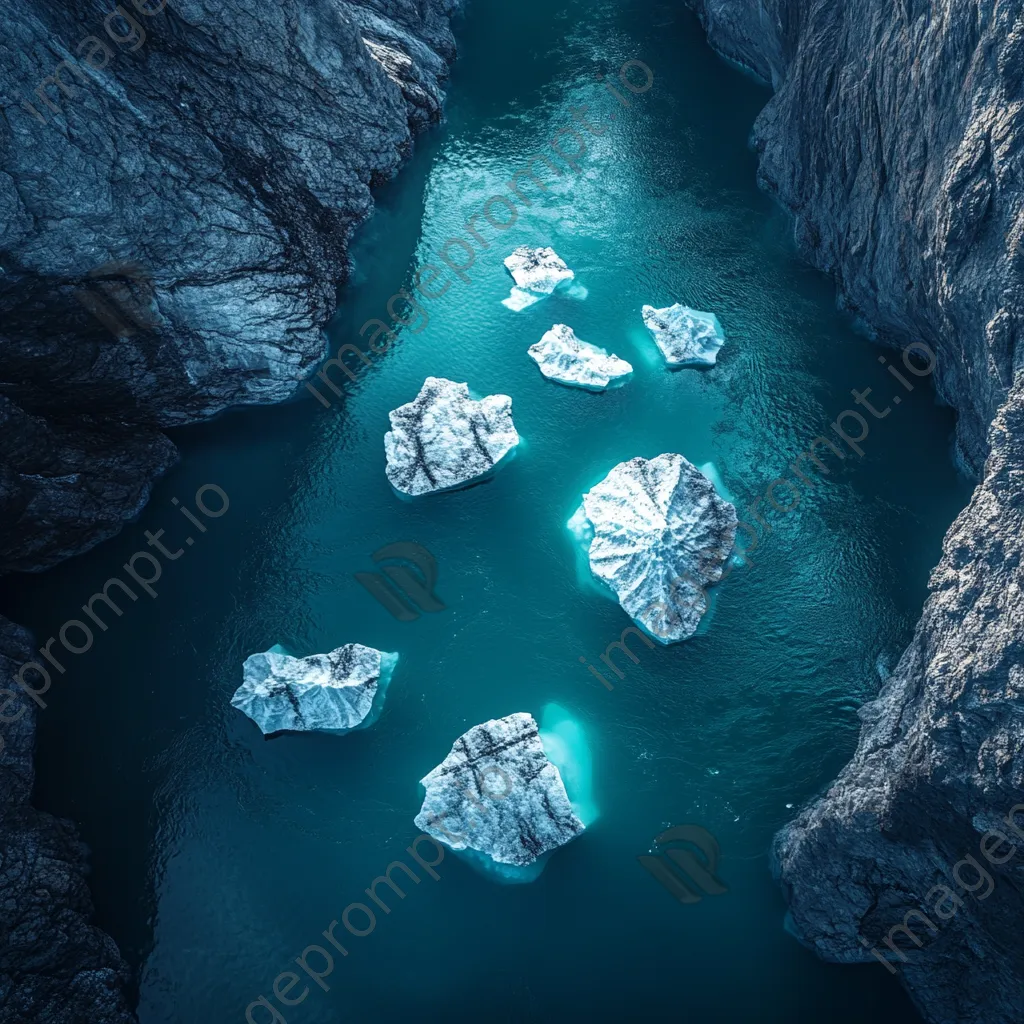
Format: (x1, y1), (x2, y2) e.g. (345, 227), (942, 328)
(3, 1), (973, 1021)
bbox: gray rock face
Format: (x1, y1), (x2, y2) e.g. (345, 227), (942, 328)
(0, 616), (134, 1024)
(774, 379), (1024, 1024)
(0, 0), (460, 568)
(232, 644), (397, 736)
(685, 2), (1024, 1021)
(413, 712), (585, 868)
(0, 1), (461, 1019)
(384, 377), (520, 496)
(687, 0), (1023, 473)
(570, 454), (737, 643)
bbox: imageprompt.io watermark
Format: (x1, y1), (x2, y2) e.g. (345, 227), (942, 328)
(355, 542), (445, 621)
(638, 825), (728, 905)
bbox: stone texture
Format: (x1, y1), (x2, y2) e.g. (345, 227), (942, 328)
(0, 0), (462, 1018)
(0, 616), (134, 1024)
(684, 2), (1024, 1020)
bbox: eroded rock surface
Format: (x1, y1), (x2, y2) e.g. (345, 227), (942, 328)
(570, 453), (737, 642)
(232, 644), (397, 735)
(774, 378), (1024, 1024)
(413, 712), (585, 868)
(0, 1), (463, 1018)
(0, 0), (461, 568)
(0, 616), (134, 1024)
(683, 2), (1024, 1020)
(528, 324), (633, 389)
(384, 377), (520, 495)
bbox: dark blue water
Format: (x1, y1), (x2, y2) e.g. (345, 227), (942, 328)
(3, 1), (971, 1021)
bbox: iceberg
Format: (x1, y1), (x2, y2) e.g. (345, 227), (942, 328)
(502, 246), (575, 311)
(569, 453), (738, 643)
(231, 643), (397, 736)
(528, 324), (633, 390)
(414, 712), (586, 882)
(642, 303), (725, 367)
(384, 377), (520, 496)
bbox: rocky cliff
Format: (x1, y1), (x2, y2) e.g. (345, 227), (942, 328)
(685, 1), (1024, 1021)
(0, 0), (461, 1019)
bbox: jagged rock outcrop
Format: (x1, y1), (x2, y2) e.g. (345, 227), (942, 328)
(688, 0), (1024, 474)
(0, 1), (462, 1019)
(1, 0), (460, 565)
(0, 617), (134, 1024)
(684, 1), (1024, 1021)
(774, 376), (1024, 1024)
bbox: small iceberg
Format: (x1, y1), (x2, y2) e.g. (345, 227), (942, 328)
(502, 246), (575, 311)
(642, 303), (725, 367)
(384, 377), (520, 496)
(568, 453), (738, 643)
(232, 643), (398, 736)
(414, 711), (586, 883)
(528, 324), (632, 390)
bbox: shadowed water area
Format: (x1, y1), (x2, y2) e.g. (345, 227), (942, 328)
(2, 0), (972, 1020)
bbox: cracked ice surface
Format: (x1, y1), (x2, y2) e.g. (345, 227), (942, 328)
(642, 303), (725, 367)
(414, 712), (585, 868)
(384, 377), (520, 496)
(232, 643), (397, 735)
(528, 324), (633, 390)
(570, 453), (737, 643)
(502, 246), (574, 310)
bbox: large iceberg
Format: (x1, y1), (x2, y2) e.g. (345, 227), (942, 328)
(502, 246), (574, 311)
(642, 303), (725, 367)
(414, 712), (586, 881)
(384, 377), (520, 496)
(231, 643), (397, 735)
(568, 453), (738, 643)
(528, 324), (633, 390)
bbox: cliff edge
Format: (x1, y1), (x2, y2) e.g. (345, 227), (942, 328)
(685, 1), (1024, 1021)
(0, 0), (461, 1019)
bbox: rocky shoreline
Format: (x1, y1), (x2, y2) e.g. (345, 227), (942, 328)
(0, 0), (461, 1019)
(685, 1), (1024, 1021)
(3, 0), (1021, 1019)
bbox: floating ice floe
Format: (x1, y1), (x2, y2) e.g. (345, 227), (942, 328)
(642, 303), (725, 367)
(502, 246), (575, 310)
(384, 377), (520, 496)
(527, 324), (633, 390)
(568, 453), (737, 643)
(414, 711), (587, 882)
(231, 643), (397, 735)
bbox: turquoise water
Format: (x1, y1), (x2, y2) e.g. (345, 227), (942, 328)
(3, 1), (973, 1021)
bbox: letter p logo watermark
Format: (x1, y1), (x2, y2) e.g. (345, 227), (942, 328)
(637, 824), (727, 905)
(355, 542), (446, 622)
